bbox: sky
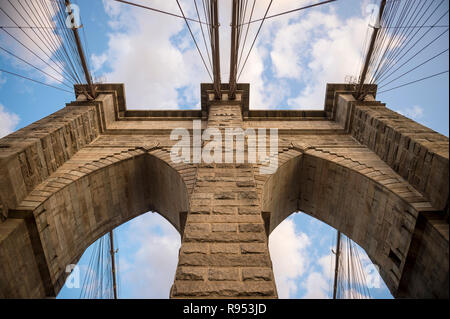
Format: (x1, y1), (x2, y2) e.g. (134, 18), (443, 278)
(0, 0), (448, 299)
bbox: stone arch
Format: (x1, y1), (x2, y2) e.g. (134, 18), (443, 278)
(261, 150), (448, 299)
(0, 150), (189, 298)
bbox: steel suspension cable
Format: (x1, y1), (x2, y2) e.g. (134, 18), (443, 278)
(378, 70), (449, 94)
(175, 0), (212, 81)
(239, 0), (337, 26)
(373, 2), (448, 84)
(375, 11), (449, 84)
(110, 0), (210, 25)
(194, 0), (213, 71)
(0, 68), (73, 93)
(0, 7), (76, 85)
(237, 0), (256, 72)
(0, 45), (73, 88)
(379, 47), (449, 88)
(237, 0), (273, 81)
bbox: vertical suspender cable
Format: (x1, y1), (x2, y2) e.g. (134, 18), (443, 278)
(210, 0), (221, 99)
(332, 230), (341, 299)
(109, 230), (118, 299)
(229, 0), (239, 99)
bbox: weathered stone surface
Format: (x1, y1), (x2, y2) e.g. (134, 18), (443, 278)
(238, 207), (261, 215)
(212, 206), (236, 215)
(180, 243), (209, 255)
(176, 267), (206, 281)
(211, 223), (237, 232)
(171, 281), (276, 297)
(0, 219), (48, 298)
(184, 230), (267, 243)
(242, 268), (273, 281)
(240, 243), (268, 254)
(208, 268), (239, 281)
(239, 223), (265, 233)
(210, 243), (239, 254)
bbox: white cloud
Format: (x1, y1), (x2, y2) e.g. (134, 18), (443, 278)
(269, 217), (311, 298)
(230, 1), (311, 109)
(302, 271), (330, 299)
(94, 0), (212, 109)
(225, 1), (370, 109)
(92, 0), (326, 110)
(88, 0), (373, 110)
(0, 103), (20, 138)
(394, 105), (424, 120)
(318, 251), (335, 280)
(91, 53), (108, 73)
(282, 13), (368, 108)
(118, 212), (181, 298)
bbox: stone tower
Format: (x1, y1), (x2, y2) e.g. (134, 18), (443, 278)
(0, 83), (448, 298)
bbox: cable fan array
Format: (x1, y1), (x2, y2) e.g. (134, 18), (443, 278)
(176, 0), (219, 85)
(356, 0), (449, 97)
(111, 0), (218, 81)
(0, 0), (339, 98)
(331, 232), (372, 299)
(112, 0), (336, 99)
(0, 0), (94, 94)
(79, 231), (119, 299)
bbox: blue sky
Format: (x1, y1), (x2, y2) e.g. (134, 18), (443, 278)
(0, 0), (448, 299)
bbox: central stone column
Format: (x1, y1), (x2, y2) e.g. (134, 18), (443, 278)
(170, 98), (278, 298)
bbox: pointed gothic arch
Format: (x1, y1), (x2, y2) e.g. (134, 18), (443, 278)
(261, 151), (448, 298)
(0, 151), (189, 298)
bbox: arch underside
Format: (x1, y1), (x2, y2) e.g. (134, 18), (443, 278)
(0, 149), (190, 298)
(261, 150), (449, 298)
